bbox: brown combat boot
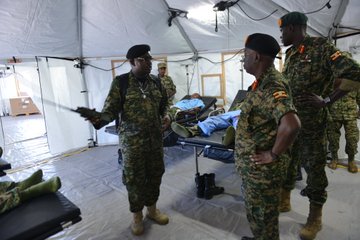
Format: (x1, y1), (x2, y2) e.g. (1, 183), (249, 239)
(327, 159), (338, 170)
(299, 203), (322, 240)
(348, 155), (358, 173)
(131, 211), (144, 235)
(146, 204), (169, 225)
(279, 188), (291, 212)
(348, 161), (358, 173)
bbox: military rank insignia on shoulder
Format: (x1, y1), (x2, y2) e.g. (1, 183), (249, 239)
(330, 51), (342, 61)
(273, 91), (288, 99)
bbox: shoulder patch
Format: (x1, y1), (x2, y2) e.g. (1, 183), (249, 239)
(330, 51), (341, 61)
(273, 91), (288, 99)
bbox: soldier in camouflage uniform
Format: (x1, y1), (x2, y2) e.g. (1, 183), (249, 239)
(0, 169), (61, 214)
(279, 12), (360, 240)
(158, 62), (176, 106)
(327, 78), (360, 173)
(77, 45), (170, 236)
(235, 33), (300, 240)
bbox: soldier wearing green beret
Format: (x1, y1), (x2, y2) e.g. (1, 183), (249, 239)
(77, 44), (170, 236)
(235, 33), (300, 240)
(158, 62), (177, 106)
(278, 11), (360, 240)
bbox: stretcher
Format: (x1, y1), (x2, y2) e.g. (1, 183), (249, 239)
(0, 191), (81, 240)
(176, 90), (248, 172)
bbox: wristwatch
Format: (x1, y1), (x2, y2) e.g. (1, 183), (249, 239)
(323, 96), (331, 105)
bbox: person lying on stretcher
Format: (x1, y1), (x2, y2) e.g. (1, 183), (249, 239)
(171, 108), (241, 146)
(168, 93), (205, 121)
(0, 163), (61, 214)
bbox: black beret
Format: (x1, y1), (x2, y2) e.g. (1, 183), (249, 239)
(278, 12), (308, 27)
(245, 33), (280, 58)
(126, 44), (150, 59)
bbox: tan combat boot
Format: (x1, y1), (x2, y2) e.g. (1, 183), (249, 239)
(131, 211), (144, 235)
(348, 155), (358, 173)
(327, 159), (338, 170)
(299, 203), (322, 240)
(146, 204), (169, 225)
(279, 188), (291, 212)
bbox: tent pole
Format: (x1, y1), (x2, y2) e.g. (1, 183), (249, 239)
(329, 0), (349, 41)
(77, 0), (96, 147)
(160, 0), (198, 55)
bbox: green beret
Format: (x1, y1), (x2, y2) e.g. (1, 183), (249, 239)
(279, 11), (308, 27)
(158, 62), (167, 69)
(126, 44), (150, 59)
(245, 33), (280, 58)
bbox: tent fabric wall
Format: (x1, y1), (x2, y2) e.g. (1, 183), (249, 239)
(37, 58), (91, 154)
(1, 0), (359, 59)
(1, 0), (360, 153)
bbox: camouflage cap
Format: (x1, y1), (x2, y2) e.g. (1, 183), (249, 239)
(158, 62), (167, 69)
(278, 11), (308, 27)
(245, 33), (280, 58)
(126, 44), (150, 59)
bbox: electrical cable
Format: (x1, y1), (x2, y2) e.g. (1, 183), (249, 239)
(303, 0), (331, 14)
(83, 60), (128, 71)
(235, 2), (278, 21)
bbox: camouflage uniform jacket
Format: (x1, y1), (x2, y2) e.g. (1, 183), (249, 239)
(100, 71), (168, 147)
(283, 35), (360, 126)
(235, 66), (296, 170)
(328, 89), (360, 120)
(159, 75), (176, 101)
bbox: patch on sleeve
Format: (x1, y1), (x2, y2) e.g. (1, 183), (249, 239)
(273, 91), (288, 99)
(330, 51), (342, 61)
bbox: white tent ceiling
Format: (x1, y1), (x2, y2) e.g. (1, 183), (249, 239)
(0, 0), (359, 59)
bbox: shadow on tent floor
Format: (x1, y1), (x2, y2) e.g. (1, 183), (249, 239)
(2, 144), (359, 240)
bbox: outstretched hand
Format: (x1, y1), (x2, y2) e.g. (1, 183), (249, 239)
(74, 107), (101, 123)
(295, 93), (326, 108)
(161, 115), (171, 133)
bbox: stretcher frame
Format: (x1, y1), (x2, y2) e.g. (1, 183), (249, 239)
(175, 90), (248, 173)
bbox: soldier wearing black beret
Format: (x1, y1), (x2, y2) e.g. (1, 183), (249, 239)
(76, 44), (170, 236)
(126, 44), (151, 59)
(278, 11), (360, 240)
(236, 33), (301, 240)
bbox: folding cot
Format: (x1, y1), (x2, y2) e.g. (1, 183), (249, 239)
(176, 90), (248, 173)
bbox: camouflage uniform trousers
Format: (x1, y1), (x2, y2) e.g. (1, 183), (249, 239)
(0, 181), (21, 214)
(122, 144), (165, 213)
(283, 125), (328, 205)
(327, 119), (359, 159)
(238, 155), (285, 240)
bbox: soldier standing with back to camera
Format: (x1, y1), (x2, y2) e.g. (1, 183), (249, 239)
(327, 77), (360, 173)
(77, 44), (171, 236)
(278, 11), (360, 240)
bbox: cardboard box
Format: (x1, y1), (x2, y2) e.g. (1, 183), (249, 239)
(9, 97), (40, 116)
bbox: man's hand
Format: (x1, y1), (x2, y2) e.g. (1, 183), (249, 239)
(75, 107), (101, 123)
(295, 93), (326, 108)
(161, 115), (171, 133)
(250, 150), (274, 165)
